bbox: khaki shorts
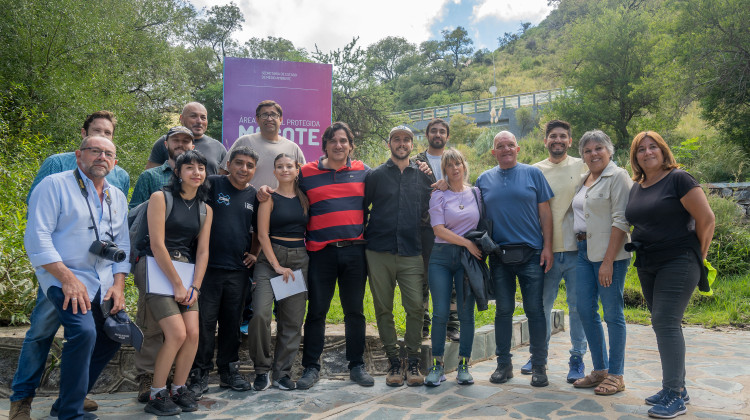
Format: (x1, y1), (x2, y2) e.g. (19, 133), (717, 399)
(141, 254), (199, 322)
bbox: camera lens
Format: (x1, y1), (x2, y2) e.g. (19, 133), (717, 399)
(104, 247), (127, 263)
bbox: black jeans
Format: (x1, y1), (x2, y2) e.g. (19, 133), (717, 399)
(302, 244), (367, 370)
(194, 267), (249, 373)
(637, 251), (699, 392)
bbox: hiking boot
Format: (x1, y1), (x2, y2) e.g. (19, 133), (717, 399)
(50, 399), (100, 419)
(405, 357), (424, 386)
(648, 389), (687, 418)
(646, 387), (690, 406)
(422, 326), (430, 338)
(83, 397), (98, 412)
(171, 386), (197, 412)
(456, 357), (474, 385)
(137, 373), (153, 403)
(253, 372), (272, 391)
(567, 355), (585, 383)
(9, 397), (32, 420)
(530, 364), (549, 387)
(296, 366), (320, 390)
(273, 375), (296, 390)
(349, 364), (374, 387)
(385, 357), (404, 387)
(219, 361), (252, 391)
(240, 321), (249, 336)
(446, 328), (460, 342)
(424, 358), (445, 387)
(144, 389), (181, 416)
(520, 358), (532, 375)
(187, 368), (208, 399)
(490, 361), (513, 384)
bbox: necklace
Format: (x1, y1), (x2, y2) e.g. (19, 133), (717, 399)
(451, 186), (466, 210)
(182, 196), (196, 211)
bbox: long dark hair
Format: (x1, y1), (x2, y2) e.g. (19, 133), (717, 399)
(274, 153), (309, 215)
(165, 150), (210, 202)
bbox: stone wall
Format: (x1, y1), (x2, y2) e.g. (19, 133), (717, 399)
(704, 182), (750, 217)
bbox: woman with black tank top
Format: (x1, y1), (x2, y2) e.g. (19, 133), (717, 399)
(249, 153), (310, 391)
(625, 131), (714, 419)
(142, 151), (214, 416)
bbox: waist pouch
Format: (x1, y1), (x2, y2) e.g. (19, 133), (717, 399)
(498, 244), (536, 265)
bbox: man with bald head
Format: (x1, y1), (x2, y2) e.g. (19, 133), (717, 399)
(476, 131), (554, 388)
(19, 135), (129, 420)
(145, 102), (226, 175)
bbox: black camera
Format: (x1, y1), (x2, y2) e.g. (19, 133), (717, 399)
(89, 240), (126, 263)
(624, 241), (643, 252)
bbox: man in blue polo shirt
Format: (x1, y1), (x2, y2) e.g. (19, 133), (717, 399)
(476, 130), (554, 388)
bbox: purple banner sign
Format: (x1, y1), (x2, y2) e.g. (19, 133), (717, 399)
(222, 57), (332, 162)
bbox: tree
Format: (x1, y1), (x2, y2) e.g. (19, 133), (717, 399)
(245, 36), (310, 62)
(440, 26), (474, 69)
(447, 114), (482, 145)
(187, 3), (244, 64)
(673, 0), (750, 150)
(312, 38), (396, 145)
(555, 0), (673, 148)
(365, 36), (418, 85)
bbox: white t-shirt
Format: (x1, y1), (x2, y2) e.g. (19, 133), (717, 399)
(221, 133), (306, 189)
(426, 152), (443, 181)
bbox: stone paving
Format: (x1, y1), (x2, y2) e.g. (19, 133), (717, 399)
(1, 323), (748, 419)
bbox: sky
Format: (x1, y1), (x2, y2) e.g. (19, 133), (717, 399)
(191, 0), (554, 53)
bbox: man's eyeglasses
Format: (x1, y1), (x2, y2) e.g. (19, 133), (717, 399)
(81, 147), (116, 160)
(259, 112), (280, 120)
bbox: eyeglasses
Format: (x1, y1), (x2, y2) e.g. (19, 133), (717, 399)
(259, 112), (280, 120)
(81, 147), (116, 160)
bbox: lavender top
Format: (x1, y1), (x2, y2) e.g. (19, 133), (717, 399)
(429, 187), (481, 244)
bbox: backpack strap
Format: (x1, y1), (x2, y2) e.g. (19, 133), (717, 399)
(198, 201), (207, 231)
(471, 187), (484, 219)
(163, 189), (173, 219)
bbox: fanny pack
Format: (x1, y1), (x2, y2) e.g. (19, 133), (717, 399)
(497, 244), (536, 265)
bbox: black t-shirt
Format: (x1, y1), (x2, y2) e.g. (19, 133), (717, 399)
(148, 134), (227, 176)
(206, 175), (258, 270)
(625, 169), (700, 245)
(269, 192), (308, 238)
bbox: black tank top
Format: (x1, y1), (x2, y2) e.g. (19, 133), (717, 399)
(269, 192), (307, 238)
(147, 192), (201, 262)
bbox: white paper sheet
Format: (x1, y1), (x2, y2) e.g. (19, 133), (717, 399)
(146, 256), (195, 296)
(270, 269), (307, 300)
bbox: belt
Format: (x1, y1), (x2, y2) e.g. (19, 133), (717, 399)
(327, 240), (367, 248)
(575, 232), (587, 242)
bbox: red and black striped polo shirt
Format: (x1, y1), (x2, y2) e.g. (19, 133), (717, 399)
(298, 157), (370, 251)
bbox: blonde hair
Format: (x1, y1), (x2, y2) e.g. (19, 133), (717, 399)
(629, 131), (679, 183)
(440, 147), (470, 185)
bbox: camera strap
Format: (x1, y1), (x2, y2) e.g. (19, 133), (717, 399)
(74, 169), (114, 242)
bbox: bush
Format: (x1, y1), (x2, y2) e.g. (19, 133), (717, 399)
(707, 194), (750, 276)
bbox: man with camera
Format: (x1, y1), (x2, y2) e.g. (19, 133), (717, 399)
(22, 135), (130, 420)
(10, 111), (125, 420)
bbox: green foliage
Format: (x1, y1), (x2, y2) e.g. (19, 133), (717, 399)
(447, 114), (482, 145)
(555, 0), (677, 149)
(0, 88), (53, 325)
(706, 195), (750, 276)
(672, 0), (750, 152)
(515, 107), (540, 137)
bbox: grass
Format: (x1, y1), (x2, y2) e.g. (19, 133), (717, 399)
(544, 262), (750, 329)
(325, 281), (526, 335)
(330, 261), (750, 336)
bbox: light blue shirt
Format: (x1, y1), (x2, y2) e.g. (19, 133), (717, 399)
(476, 163), (554, 249)
(26, 152), (130, 203)
(25, 168), (131, 302)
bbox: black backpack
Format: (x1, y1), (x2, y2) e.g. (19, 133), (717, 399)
(127, 190), (206, 272)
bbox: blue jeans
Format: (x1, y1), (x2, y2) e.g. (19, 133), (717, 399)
(543, 251), (587, 356)
(46, 286), (121, 420)
(428, 243), (476, 358)
(576, 240), (628, 376)
(490, 252), (547, 365)
(10, 287), (60, 402)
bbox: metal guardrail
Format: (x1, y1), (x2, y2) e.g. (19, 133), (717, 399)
(393, 88), (574, 122)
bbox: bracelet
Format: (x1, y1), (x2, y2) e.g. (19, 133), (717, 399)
(190, 285), (201, 295)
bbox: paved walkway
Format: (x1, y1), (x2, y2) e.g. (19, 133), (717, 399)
(2, 323), (747, 419)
